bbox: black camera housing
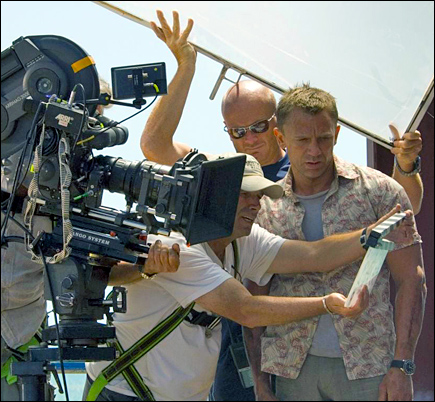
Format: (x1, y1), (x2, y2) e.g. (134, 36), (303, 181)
(1, 35), (245, 371)
(111, 62), (168, 100)
(1, 35), (99, 160)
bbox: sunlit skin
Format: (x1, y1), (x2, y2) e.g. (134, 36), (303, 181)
(275, 108), (340, 196)
(222, 82), (285, 167)
(233, 191), (263, 238)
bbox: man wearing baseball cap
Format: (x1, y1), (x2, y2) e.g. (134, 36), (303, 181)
(84, 153), (416, 401)
(213, 152), (284, 199)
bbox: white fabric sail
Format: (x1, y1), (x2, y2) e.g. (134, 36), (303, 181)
(95, 1), (434, 146)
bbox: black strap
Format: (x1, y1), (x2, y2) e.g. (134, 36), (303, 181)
(231, 240), (241, 282)
(225, 240), (243, 345)
(185, 309), (220, 327)
(1, 192), (26, 214)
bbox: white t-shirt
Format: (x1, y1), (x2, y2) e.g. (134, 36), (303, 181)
(86, 223), (285, 401)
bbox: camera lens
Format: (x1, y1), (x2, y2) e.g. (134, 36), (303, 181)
(36, 77), (53, 94)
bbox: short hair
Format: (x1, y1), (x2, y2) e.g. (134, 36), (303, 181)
(276, 83), (338, 131)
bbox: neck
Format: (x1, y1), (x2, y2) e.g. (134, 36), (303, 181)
(265, 147), (286, 166)
(207, 237), (233, 263)
(292, 164), (335, 196)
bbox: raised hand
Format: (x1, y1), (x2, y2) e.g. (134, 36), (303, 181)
(389, 123), (422, 171)
(150, 10), (196, 67)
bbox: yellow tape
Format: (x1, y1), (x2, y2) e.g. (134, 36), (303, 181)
(71, 56), (96, 73)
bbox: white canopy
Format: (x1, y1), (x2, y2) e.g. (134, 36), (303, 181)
(96, 1), (434, 147)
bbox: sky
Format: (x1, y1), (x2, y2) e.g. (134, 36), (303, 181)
(1, 1), (370, 210)
(1, 3), (432, 400)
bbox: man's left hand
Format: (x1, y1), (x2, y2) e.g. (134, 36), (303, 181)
(378, 368), (413, 401)
(368, 205), (419, 247)
(144, 240), (181, 275)
(389, 123), (422, 172)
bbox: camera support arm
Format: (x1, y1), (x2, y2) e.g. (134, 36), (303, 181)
(87, 92), (146, 109)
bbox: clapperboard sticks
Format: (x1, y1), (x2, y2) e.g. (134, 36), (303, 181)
(370, 212), (407, 250)
(344, 212), (407, 307)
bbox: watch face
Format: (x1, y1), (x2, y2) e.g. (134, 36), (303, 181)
(403, 360), (416, 375)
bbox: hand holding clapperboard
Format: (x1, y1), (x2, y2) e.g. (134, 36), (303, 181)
(345, 212), (408, 308)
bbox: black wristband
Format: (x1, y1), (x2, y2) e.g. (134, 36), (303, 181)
(395, 156), (421, 177)
(360, 228), (369, 250)
(360, 227), (381, 250)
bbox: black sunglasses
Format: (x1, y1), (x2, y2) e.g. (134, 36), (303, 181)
(224, 113), (275, 139)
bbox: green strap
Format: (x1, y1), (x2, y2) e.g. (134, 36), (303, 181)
(113, 340), (155, 401)
(86, 302), (195, 401)
(1, 335), (41, 385)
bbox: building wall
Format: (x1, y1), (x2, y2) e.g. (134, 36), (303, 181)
(367, 99), (434, 399)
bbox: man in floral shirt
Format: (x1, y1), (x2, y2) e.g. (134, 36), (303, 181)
(247, 84), (426, 401)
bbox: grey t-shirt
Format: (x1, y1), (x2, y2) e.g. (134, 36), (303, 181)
(297, 190), (342, 358)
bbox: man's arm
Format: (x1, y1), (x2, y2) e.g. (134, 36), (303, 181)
(243, 280), (278, 401)
(140, 10), (196, 165)
(389, 124), (424, 214)
(268, 205), (415, 275)
(378, 244), (426, 401)
(195, 277), (368, 329)
(109, 240), (180, 286)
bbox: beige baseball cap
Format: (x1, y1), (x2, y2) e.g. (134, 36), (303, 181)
(210, 152), (283, 199)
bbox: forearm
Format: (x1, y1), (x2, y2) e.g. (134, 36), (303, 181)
(311, 229), (366, 271)
(270, 228), (365, 275)
(141, 63), (195, 164)
(109, 262), (141, 286)
(197, 278), (363, 329)
(109, 240), (180, 285)
(243, 280), (274, 399)
(242, 295), (326, 328)
(393, 276), (427, 359)
(244, 326), (273, 399)
(392, 168), (423, 214)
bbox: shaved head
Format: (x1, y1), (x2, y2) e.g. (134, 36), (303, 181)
(220, 80), (284, 167)
(222, 80), (276, 118)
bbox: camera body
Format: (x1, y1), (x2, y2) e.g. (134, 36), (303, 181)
(1, 35), (245, 348)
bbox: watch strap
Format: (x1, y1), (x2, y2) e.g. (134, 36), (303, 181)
(395, 156), (421, 177)
(390, 359), (416, 375)
(138, 264), (157, 280)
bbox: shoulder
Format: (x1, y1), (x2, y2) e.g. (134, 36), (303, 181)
(239, 224), (285, 250)
(336, 157), (412, 211)
(336, 157), (404, 191)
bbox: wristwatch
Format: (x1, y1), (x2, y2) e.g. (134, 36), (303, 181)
(138, 264), (157, 280)
(390, 359), (416, 375)
(395, 156), (421, 177)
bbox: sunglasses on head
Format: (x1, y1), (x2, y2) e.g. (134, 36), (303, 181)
(224, 113), (276, 139)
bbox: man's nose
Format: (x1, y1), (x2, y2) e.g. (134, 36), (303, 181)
(248, 195), (261, 210)
(307, 139), (321, 156)
(242, 129), (259, 144)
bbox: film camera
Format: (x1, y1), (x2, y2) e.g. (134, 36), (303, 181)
(1, 35), (245, 399)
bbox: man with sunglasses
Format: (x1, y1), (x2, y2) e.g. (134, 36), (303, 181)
(140, 10), (425, 402)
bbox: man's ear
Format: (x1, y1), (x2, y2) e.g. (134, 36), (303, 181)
(274, 127), (286, 149)
(334, 125), (341, 145)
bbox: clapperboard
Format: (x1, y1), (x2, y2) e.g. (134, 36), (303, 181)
(344, 212), (407, 307)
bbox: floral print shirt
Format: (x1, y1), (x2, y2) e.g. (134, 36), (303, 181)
(256, 156), (421, 380)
